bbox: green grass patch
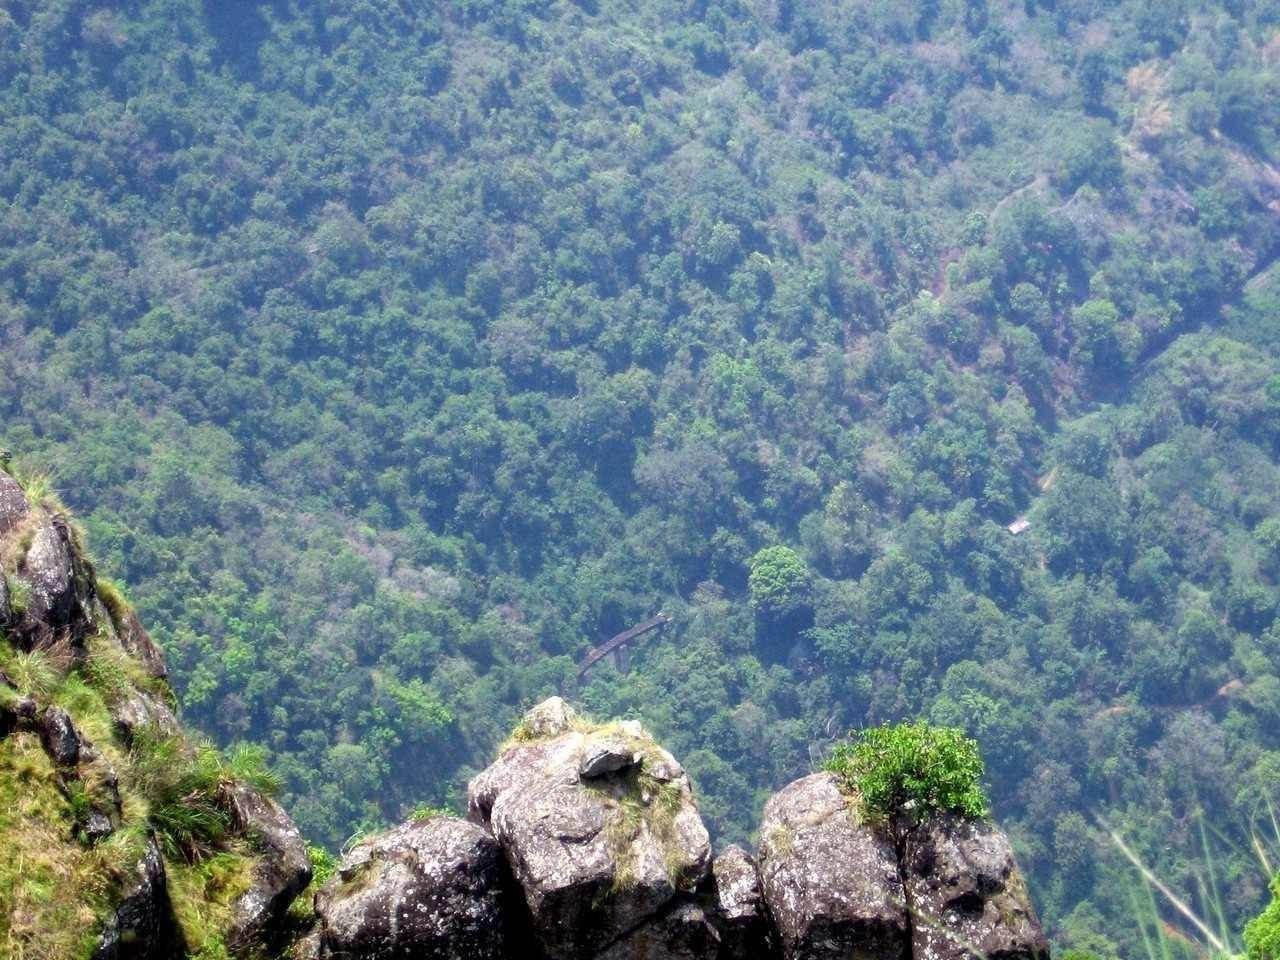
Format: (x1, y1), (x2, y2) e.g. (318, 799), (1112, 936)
(0, 645), (59, 699)
(95, 576), (132, 634)
(408, 802), (451, 822)
(168, 850), (256, 959)
(5, 574), (31, 616)
(0, 732), (121, 960)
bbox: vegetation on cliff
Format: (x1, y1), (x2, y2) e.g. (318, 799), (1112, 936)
(1, 0), (1279, 955)
(0, 466), (310, 959)
(824, 721), (988, 823)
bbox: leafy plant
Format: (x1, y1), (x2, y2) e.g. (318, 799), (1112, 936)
(128, 729), (236, 861)
(823, 721), (988, 823)
(1245, 876), (1280, 960)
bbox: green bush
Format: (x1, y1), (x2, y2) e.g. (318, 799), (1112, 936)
(1247, 876), (1280, 960)
(823, 720), (988, 823)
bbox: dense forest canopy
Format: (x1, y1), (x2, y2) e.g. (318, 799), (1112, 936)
(2, 0), (1280, 955)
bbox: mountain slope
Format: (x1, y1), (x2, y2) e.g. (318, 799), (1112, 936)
(2, 1), (1280, 954)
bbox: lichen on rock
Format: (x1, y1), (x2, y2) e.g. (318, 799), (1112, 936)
(312, 816), (508, 960)
(757, 772), (908, 960)
(468, 698), (712, 960)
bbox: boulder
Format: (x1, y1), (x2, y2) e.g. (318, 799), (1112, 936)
(709, 845), (772, 960)
(901, 814), (1049, 960)
(314, 816), (508, 960)
(757, 773), (908, 960)
(468, 700), (712, 960)
(18, 517), (77, 629)
(219, 781), (313, 953)
(0, 573), (10, 626)
(82, 808), (117, 845)
(39, 705), (83, 767)
(518, 695), (579, 739)
(116, 608), (169, 680)
(112, 687), (181, 744)
(0, 472), (28, 534)
(92, 834), (184, 959)
(580, 738), (641, 779)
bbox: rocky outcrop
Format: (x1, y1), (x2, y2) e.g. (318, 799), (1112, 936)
(223, 781), (315, 953)
(312, 816), (508, 959)
(91, 835), (185, 960)
(111, 686), (181, 743)
(19, 516), (80, 630)
(901, 815), (1048, 960)
(0, 466), (312, 960)
(0, 471), (28, 534)
(708, 846), (772, 960)
(757, 773), (908, 960)
(115, 607), (169, 680)
(467, 698), (712, 960)
(39, 704), (83, 767)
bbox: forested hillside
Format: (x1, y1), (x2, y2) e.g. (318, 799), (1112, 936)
(2, 0), (1279, 955)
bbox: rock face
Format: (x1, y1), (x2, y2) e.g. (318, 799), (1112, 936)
(39, 705), (83, 767)
(115, 608), (169, 679)
(221, 781), (314, 953)
(709, 845), (772, 960)
(111, 686), (181, 743)
(901, 815), (1049, 960)
(467, 698), (712, 960)
(19, 517), (79, 629)
(313, 816), (508, 960)
(91, 835), (184, 960)
(757, 773), (908, 960)
(0, 471), (28, 534)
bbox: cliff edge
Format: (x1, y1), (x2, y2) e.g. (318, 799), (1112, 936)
(0, 465), (311, 958)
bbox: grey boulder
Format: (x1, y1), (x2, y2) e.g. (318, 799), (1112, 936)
(0, 472), (28, 534)
(219, 781), (313, 953)
(901, 814), (1049, 960)
(467, 699), (711, 960)
(92, 834), (184, 959)
(313, 816), (508, 960)
(709, 845), (772, 960)
(757, 773), (908, 960)
(115, 608), (169, 680)
(18, 517), (78, 629)
(580, 738), (641, 779)
(112, 687), (181, 744)
(39, 705), (82, 767)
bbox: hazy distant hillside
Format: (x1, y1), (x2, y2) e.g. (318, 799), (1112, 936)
(2, 0), (1279, 954)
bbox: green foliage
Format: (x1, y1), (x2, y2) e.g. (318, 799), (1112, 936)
(824, 721), (988, 823)
(0, 0), (1278, 952)
(408, 802), (450, 822)
(747, 546), (811, 618)
(1247, 876), (1280, 960)
(128, 729), (270, 862)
